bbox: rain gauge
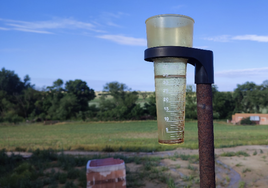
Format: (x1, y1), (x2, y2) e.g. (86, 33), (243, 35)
(144, 14), (216, 187)
(145, 14), (194, 145)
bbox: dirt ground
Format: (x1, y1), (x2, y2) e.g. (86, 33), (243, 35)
(8, 145), (268, 188)
(121, 145), (268, 188)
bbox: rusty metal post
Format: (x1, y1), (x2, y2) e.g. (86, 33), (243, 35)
(197, 84), (215, 188)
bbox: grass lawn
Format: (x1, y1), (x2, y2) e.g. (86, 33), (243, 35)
(0, 120), (267, 152)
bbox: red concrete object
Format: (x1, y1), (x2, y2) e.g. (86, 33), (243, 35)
(86, 158), (126, 188)
(231, 113), (268, 125)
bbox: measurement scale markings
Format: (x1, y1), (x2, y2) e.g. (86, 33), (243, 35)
(166, 120), (185, 123)
(155, 75), (186, 78)
(166, 120), (179, 123)
(166, 120), (184, 123)
(170, 112), (181, 115)
(162, 84), (184, 86)
(167, 101), (183, 103)
(163, 89), (184, 94)
(166, 128), (183, 133)
(164, 92), (184, 94)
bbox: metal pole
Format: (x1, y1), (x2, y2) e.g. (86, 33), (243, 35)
(196, 84), (215, 188)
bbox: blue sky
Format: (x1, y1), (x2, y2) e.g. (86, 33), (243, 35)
(0, 0), (268, 92)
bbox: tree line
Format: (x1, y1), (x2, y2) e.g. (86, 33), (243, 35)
(0, 68), (155, 123)
(186, 80), (268, 120)
(0, 68), (267, 123)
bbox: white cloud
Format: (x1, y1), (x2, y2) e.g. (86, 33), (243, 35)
(203, 35), (231, 42)
(216, 67), (268, 77)
(172, 5), (184, 9)
(100, 11), (128, 20)
(232, 35), (268, 42)
(193, 46), (209, 49)
(204, 34), (268, 43)
(106, 21), (121, 27)
(0, 27), (9, 30)
(97, 34), (147, 46)
(0, 17), (104, 34)
(98, 11), (128, 28)
(14, 28), (53, 34)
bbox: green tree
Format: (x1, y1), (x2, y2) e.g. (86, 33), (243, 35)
(185, 85), (197, 119)
(262, 80), (268, 88)
(0, 90), (23, 123)
(40, 79), (66, 120)
(103, 82), (136, 107)
(54, 94), (78, 120)
(46, 79), (64, 92)
(23, 75), (35, 89)
(102, 82), (139, 108)
(140, 92), (148, 100)
(14, 88), (43, 119)
(233, 82), (259, 113)
(65, 79), (95, 112)
(144, 92), (156, 117)
(45, 91), (64, 120)
(231, 81), (268, 114)
(0, 68), (25, 95)
(0, 68), (34, 122)
(213, 91), (235, 119)
(0, 69), (98, 122)
(41, 79), (95, 120)
(185, 84), (235, 120)
(98, 82), (142, 120)
(0, 91), (12, 117)
(259, 80), (268, 112)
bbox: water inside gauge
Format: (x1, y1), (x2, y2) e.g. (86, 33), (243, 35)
(154, 57), (187, 145)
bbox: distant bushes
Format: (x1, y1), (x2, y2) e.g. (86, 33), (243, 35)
(240, 117), (256, 125)
(0, 68), (156, 123)
(94, 82), (156, 121)
(1, 67), (268, 123)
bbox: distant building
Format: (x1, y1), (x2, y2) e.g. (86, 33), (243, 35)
(231, 113), (268, 125)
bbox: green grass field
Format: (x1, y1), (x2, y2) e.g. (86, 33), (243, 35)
(0, 120), (267, 152)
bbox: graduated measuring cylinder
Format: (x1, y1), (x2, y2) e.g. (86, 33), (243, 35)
(145, 14), (194, 145)
(154, 57), (187, 145)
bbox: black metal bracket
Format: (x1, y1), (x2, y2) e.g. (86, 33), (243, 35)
(144, 46), (214, 84)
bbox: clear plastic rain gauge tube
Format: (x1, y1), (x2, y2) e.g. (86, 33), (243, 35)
(154, 57), (187, 144)
(145, 14), (194, 145)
